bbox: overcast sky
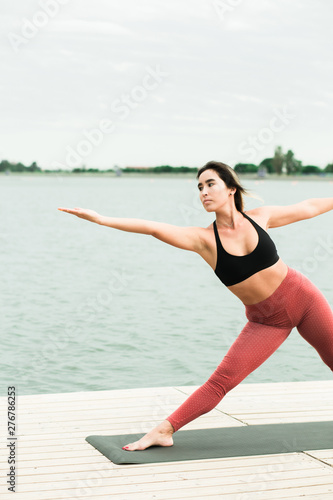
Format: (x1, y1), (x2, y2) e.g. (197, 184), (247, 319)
(1, 0), (332, 169)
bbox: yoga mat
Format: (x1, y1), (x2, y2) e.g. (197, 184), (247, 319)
(86, 421), (333, 465)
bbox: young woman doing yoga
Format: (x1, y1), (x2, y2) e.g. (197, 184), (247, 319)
(58, 161), (333, 452)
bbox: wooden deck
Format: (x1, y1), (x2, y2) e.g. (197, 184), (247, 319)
(1, 380), (333, 499)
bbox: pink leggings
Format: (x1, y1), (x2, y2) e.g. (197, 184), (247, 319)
(166, 266), (333, 432)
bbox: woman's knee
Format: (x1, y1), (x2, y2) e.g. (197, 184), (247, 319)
(205, 362), (241, 399)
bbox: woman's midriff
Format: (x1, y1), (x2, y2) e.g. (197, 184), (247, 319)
(227, 259), (289, 305)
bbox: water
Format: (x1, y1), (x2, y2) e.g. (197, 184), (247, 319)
(1, 174), (332, 396)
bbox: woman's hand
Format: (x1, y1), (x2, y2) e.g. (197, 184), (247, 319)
(58, 207), (101, 224)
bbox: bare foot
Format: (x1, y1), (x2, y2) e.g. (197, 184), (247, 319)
(122, 420), (174, 451)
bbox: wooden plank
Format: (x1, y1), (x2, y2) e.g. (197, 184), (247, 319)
(3, 469), (327, 498)
(12, 393), (186, 409)
(5, 457), (323, 483)
(306, 450), (333, 459)
(4, 458), (329, 488)
(230, 415), (333, 424)
(14, 408), (233, 424)
(1, 380), (332, 408)
(1, 451), (310, 470)
(1, 466), (333, 499)
(0, 450), (318, 473)
(176, 380), (333, 393)
(15, 405), (333, 421)
(4, 386), (181, 403)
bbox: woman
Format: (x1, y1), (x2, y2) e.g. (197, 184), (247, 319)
(58, 160), (333, 452)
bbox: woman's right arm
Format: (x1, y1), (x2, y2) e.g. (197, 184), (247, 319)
(58, 207), (206, 253)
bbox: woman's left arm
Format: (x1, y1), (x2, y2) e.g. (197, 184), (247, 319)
(259, 198), (333, 228)
(307, 198), (333, 217)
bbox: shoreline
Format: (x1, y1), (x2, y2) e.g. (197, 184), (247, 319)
(1, 171), (332, 181)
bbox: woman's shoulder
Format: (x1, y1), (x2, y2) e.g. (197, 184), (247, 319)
(243, 207), (270, 230)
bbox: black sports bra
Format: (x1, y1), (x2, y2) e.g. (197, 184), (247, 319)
(213, 211), (279, 286)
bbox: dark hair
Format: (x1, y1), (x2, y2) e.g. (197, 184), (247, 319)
(197, 161), (251, 212)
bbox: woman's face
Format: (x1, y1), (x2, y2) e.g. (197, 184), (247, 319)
(197, 169), (233, 212)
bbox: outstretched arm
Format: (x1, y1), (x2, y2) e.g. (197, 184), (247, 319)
(57, 207), (205, 253)
(308, 198), (333, 217)
(258, 198), (333, 228)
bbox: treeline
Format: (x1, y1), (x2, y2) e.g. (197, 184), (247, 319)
(0, 160), (42, 172)
(0, 160), (198, 174)
(235, 147), (333, 175)
(1, 147), (332, 175)
(121, 165), (197, 173)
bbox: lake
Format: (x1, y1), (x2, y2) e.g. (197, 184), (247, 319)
(1, 173), (332, 396)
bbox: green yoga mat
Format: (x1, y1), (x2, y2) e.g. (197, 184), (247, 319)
(86, 421), (333, 465)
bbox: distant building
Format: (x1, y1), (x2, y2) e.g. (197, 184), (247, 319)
(257, 165), (267, 178)
(113, 164), (122, 176)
